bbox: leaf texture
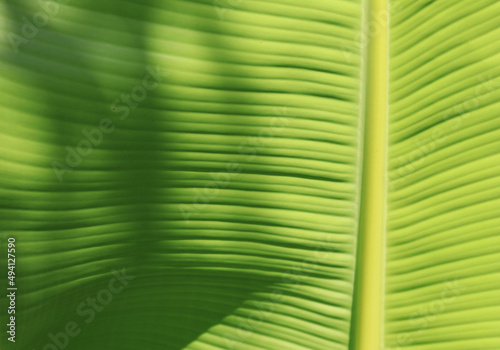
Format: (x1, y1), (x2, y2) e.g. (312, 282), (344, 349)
(0, 1), (364, 349)
(385, 1), (500, 349)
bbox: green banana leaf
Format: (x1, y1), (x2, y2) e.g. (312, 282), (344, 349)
(0, 0), (498, 350)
